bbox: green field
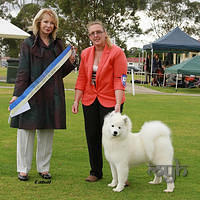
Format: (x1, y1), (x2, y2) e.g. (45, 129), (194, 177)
(0, 67), (7, 77)
(0, 72), (200, 199)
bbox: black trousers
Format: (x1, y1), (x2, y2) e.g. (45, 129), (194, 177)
(82, 98), (123, 178)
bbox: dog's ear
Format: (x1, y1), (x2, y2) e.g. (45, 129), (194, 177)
(122, 115), (132, 132)
(123, 116), (129, 125)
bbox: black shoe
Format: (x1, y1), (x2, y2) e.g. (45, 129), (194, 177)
(39, 172), (52, 179)
(18, 173), (28, 181)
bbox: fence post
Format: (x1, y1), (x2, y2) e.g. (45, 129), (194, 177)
(131, 69), (135, 96)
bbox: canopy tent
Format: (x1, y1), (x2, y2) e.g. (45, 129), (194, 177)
(165, 55), (200, 76)
(0, 18), (30, 39)
(142, 27), (200, 85)
(143, 27), (200, 52)
(164, 55), (200, 90)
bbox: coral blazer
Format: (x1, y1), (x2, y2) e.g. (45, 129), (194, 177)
(75, 44), (127, 107)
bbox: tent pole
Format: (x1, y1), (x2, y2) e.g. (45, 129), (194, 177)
(144, 50), (147, 83)
(151, 49), (153, 85)
(142, 50), (144, 84)
(163, 73), (166, 87)
(142, 49), (144, 70)
(175, 74), (178, 92)
(131, 69), (135, 96)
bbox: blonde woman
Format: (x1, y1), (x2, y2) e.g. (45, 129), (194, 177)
(9, 8), (75, 181)
(72, 21), (127, 182)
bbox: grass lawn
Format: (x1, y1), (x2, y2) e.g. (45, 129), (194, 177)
(1, 67), (200, 94)
(0, 75), (200, 200)
(143, 84), (200, 95)
(0, 67), (7, 77)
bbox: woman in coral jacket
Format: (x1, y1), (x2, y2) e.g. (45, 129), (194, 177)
(72, 20), (127, 182)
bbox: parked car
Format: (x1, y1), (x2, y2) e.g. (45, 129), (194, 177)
(127, 64), (141, 74)
(1, 60), (8, 67)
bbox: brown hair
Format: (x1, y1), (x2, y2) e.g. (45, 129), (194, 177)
(32, 8), (59, 40)
(87, 20), (112, 47)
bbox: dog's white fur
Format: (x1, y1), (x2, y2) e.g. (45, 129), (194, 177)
(102, 111), (175, 192)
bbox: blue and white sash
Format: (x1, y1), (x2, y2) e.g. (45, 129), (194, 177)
(9, 45), (72, 118)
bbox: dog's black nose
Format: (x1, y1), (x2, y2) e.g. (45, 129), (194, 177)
(113, 131), (118, 136)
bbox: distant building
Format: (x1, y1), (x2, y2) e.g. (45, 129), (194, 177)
(127, 57), (144, 66)
(127, 57), (144, 73)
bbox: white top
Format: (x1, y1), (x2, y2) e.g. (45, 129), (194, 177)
(93, 65), (98, 72)
(92, 65), (98, 86)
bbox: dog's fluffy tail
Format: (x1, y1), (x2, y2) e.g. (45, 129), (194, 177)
(140, 121), (171, 138)
(139, 121), (172, 161)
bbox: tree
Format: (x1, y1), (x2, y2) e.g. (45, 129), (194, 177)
(146, 0), (200, 39)
(0, 0), (15, 19)
(43, 0), (147, 55)
(2, 3), (41, 57)
(0, 1), (42, 57)
(11, 3), (41, 32)
(126, 47), (142, 57)
(1, 0), (148, 57)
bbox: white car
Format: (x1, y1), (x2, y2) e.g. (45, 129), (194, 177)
(1, 60), (8, 67)
(127, 65), (141, 74)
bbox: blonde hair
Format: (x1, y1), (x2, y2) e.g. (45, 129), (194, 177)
(32, 8), (59, 40)
(87, 20), (112, 48)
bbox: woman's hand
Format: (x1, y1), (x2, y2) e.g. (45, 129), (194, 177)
(69, 46), (77, 64)
(72, 101), (79, 114)
(114, 103), (121, 112)
(72, 89), (83, 114)
(8, 96), (17, 111)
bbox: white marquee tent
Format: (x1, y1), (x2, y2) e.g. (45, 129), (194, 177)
(0, 18), (30, 39)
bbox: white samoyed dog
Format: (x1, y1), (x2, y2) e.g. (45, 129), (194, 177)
(102, 111), (175, 193)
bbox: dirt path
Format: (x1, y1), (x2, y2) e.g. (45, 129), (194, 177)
(126, 83), (200, 97)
